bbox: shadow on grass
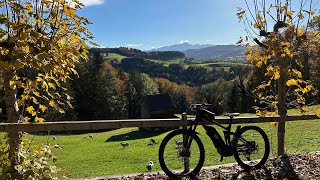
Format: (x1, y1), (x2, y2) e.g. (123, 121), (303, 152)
(105, 128), (170, 142)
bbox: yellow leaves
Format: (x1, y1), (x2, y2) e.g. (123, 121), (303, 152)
(48, 83), (55, 89)
(33, 91), (41, 97)
(302, 85), (313, 94)
(49, 101), (55, 107)
(286, 79), (298, 86)
(283, 47), (293, 58)
(26, 106), (35, 114)
(246, 53), (252, 61)
(35, 117), (44, 123)
(64, 6), (76, 16)
(297, 29), (305, 36)
(236, 8), (246, 22)
(269, 122), (277, 126)
(253, 23), (262, 29)
(39, 104), (47, 112)
(26, 106), (36, 116)
(280, 41), (291, 47)
(23, 116), (31, 122)
(292, 69), (302, 78)
(24, 46), (30, 54)
(274, 71), (280, 80)
(266, 66), (274, 77)
(9, 80), (15, 88)
(286, 11), (293, 16)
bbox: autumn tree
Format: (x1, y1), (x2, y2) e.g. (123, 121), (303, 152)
(237, 0), (320, 155)
(126, 73), (159, 118)
(72, 52), (127, 120)
(0, 0), (92, 178)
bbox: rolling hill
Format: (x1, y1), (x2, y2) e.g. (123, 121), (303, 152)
(184, 45), (246, 62)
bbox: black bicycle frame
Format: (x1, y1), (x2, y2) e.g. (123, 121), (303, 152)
(186, 114), (240, 147)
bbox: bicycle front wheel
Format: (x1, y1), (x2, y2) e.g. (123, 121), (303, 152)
(233, 126), (270, 170)
(159, 129), (205, 179)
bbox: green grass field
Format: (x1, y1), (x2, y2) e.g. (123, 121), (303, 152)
(105, 53), (127, 61)
(3, 115), (317, 178)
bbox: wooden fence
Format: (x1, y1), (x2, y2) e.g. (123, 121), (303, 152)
(0, 114), (318, 133)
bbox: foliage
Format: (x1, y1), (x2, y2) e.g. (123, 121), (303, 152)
(237, 0), (319, 116)
(72, 53), (127, 120)
(156, 78), (196, 113)
(0, 0), (93, 178)
(0, 0), (92, 121)
(125, 73), (159, 119)
(115, 57), (250, 86)
(196, 79), (233, 114)
(0, 135), (61, 179)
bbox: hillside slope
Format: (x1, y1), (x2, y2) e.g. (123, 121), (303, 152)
(184, 45), (245, 61)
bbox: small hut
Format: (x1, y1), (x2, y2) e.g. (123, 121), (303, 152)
(140, 94), (177, 131)
(141, 94), (177, 119)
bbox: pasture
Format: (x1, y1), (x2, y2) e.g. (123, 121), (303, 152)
(8, 115), (319, 178)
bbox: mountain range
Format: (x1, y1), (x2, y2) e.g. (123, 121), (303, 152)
(151, 42), (212, 52)
(150, 43), (245, 62)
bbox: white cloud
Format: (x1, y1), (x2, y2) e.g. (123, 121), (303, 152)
(127, 44), (143, 47)
(178, 40), (189, 44)
(71, 0), (104, 7)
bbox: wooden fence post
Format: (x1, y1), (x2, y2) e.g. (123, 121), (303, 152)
(277, 61), (287, 156)
(182, 112), (190, 173)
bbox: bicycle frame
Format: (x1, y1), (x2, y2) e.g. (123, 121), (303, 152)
(185, 113), (241, 149)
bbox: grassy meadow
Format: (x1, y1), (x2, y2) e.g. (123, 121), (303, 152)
(1, 113), (318, 179)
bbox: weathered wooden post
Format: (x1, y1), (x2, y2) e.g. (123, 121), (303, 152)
(181, 112), (190, 172)
(277, 61), (287, 156)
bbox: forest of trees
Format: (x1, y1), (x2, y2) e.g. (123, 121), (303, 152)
(89, 47), (185, 60)
(2, 42), (319, 122)
(115, 57), (252, 86)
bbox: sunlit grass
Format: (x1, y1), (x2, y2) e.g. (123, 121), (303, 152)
(0, 110), (319, 178)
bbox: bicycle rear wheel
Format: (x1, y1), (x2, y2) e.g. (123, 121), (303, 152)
(159, 129), (205, 179)
(233, 126), (270, 170)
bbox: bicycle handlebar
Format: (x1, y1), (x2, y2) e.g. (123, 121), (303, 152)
(190, 103), (213, 112)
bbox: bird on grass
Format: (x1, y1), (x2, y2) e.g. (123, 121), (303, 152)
(148, 138), (157, 146)
(83, 135), (93, 139)
(120, 142), (129, 148)
(147, 161), (154, 171)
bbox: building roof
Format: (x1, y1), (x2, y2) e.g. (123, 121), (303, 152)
(144, 94), (176, 112)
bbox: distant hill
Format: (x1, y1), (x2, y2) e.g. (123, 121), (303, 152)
(89, 47), (185, 61)
(151, 42), (212, 52)
(184, 45), (246, 62)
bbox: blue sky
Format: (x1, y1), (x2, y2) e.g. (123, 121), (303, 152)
(78, 0), (246, 50)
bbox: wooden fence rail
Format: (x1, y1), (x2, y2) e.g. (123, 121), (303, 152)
(0, 114), (318, 133)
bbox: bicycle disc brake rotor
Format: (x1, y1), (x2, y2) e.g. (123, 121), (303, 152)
(242, 141), (259, 160)
(177, 148), (190, 162)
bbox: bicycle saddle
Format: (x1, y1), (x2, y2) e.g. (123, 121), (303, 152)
(224, 113), (240, 118)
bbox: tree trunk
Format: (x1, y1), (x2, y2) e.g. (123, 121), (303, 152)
(3, 69), (23, 179)
(277, 61), (287, 156)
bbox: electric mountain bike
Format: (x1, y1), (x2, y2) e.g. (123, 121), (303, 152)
(158, 104), (270, 179)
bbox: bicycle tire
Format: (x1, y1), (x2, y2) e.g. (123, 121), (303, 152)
(159, 129), (205, 179)
(232, 126), (270, 170)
